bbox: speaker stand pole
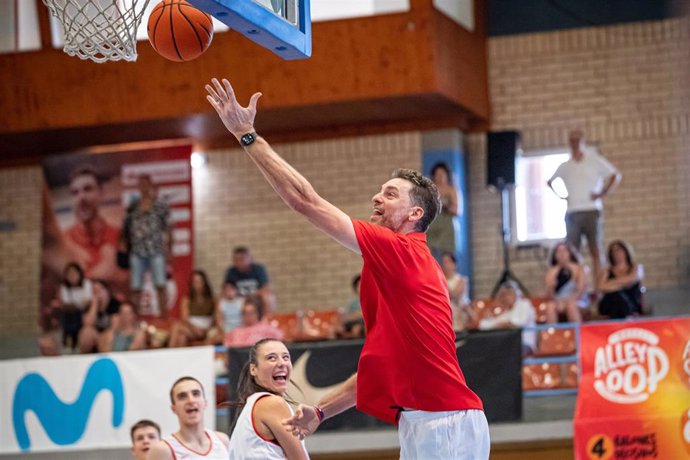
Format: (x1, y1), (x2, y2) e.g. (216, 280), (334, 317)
(491, 187), (530, 297)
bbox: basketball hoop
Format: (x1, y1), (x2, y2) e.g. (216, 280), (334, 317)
(42, 0), (152, 63)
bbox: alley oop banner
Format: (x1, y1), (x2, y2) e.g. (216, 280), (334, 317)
(574, 316), (690, 460)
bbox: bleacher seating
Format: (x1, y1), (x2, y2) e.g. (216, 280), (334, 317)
(268, 309), (342, 342)
(523, 363), (561, 390)
(302, 309), (341, 340)
(534, 327), (577, 356)
(530, 297), (549, 323)
(268, 312), (302, 341)
(522, 361), (578, 391)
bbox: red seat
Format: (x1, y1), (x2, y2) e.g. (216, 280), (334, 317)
(301, 310), (341, 340)
(535, 327), (577, 356)
(561, 362), (579, 388)
(269, 312), (301, 341)
(529, 297), (549, 324)
(523, 363), (561, 390)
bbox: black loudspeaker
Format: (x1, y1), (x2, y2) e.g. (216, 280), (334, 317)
(487, 131), (520, 189)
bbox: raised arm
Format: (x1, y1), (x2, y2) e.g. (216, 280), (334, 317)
(205, 78), (360, 254)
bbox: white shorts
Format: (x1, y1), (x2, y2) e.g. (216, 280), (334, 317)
(398, 409), (490, 460)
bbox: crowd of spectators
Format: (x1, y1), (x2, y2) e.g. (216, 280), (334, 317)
(38, 233), (645, 358)
(38, 245), (285, 356)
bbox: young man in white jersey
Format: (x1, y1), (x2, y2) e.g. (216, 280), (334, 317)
(130, 419), (160, 460)
(148, 376), (230, 459)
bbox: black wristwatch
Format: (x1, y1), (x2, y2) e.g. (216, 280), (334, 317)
(240, 131), (257, 147)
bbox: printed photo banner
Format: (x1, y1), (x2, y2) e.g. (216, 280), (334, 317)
(574, 316), (690, 460)
(40, 146), (193, 320)
(0, 347), (215, 454)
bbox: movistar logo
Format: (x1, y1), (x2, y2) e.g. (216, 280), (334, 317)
(12, 357), (124, 451)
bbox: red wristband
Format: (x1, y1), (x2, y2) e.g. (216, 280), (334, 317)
(314, 406), (325, 423)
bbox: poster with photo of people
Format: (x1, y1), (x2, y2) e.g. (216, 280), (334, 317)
(40, 146), (193, 330)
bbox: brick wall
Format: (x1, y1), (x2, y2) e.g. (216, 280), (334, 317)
(0, 134), (421, 337)
(467, 17), (690, 298)
(0, 167), (42, 336)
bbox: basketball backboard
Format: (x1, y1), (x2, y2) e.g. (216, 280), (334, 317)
(189, 0), (311, 60)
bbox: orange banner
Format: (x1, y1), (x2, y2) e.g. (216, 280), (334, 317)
(574, 317), (690, 460)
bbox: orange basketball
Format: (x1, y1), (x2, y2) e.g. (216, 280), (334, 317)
(147, 0), (213, 62)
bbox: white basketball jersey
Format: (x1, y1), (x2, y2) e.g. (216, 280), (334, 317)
(228, 392), (309, 460)
(162, 429), (229, 459)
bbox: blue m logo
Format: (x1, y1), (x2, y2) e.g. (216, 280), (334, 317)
(12, 357), (125, 451)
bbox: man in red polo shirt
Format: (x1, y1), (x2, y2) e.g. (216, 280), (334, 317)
(205, 78), (489, 459)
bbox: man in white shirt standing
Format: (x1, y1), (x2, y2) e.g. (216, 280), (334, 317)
(548, 129), (621, 280)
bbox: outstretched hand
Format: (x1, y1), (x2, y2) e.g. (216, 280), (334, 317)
(282, 404), (321, 439)
(205, 78), (262, 141)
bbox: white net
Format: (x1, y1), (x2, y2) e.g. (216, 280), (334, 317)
(42, 0), (152, 63)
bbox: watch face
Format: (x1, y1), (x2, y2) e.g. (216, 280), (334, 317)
(241, 132), (256, 146)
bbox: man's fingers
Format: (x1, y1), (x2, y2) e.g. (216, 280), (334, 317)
(211, 78), (227, 101)
(281, 417), (296, 429)
(248, 92), (262, 111)
(206, 95), (222, 113)
(222, 79), (236, 102)
(205, 84), (220, 102)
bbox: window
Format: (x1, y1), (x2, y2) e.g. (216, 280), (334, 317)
(513, 149), (569, 244)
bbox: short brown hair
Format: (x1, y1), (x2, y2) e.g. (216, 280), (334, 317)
(69, 167), (103, 187)
(391, 168), (441, 232)
(169, 376), (205, 404)
(130, 419), (160, 442)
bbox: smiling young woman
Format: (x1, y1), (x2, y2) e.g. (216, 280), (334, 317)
(228, 339), (309, 460)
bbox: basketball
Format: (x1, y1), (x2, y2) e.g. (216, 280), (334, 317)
(147, 0), (214, 62)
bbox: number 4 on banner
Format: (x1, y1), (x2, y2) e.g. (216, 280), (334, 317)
(586, 435), (613, 460)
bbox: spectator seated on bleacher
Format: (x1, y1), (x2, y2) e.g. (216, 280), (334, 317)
(99, 300), (146, 352)
(169, 270), (220, 347)
(475, 281), (536, 356)
(224, 245), (274, 317)
(598, 240), (644, 319)
(224, 295), (283, 347)
(78, 279), (121, 353)
(340, 275), (365, 338)
(213, 281), (244, 345)
(441, 252), (471, 331)
(544, 242), (589, 324)
(58, 261), (93, 353)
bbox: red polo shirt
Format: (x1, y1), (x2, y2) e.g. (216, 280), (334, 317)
(352, 218), (483, 425)
(65, 219), (120, 272)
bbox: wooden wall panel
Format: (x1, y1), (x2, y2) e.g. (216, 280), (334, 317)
(0, 0), (488, 160)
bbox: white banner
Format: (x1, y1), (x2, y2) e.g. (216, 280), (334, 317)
(0, 347), (215, 454)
